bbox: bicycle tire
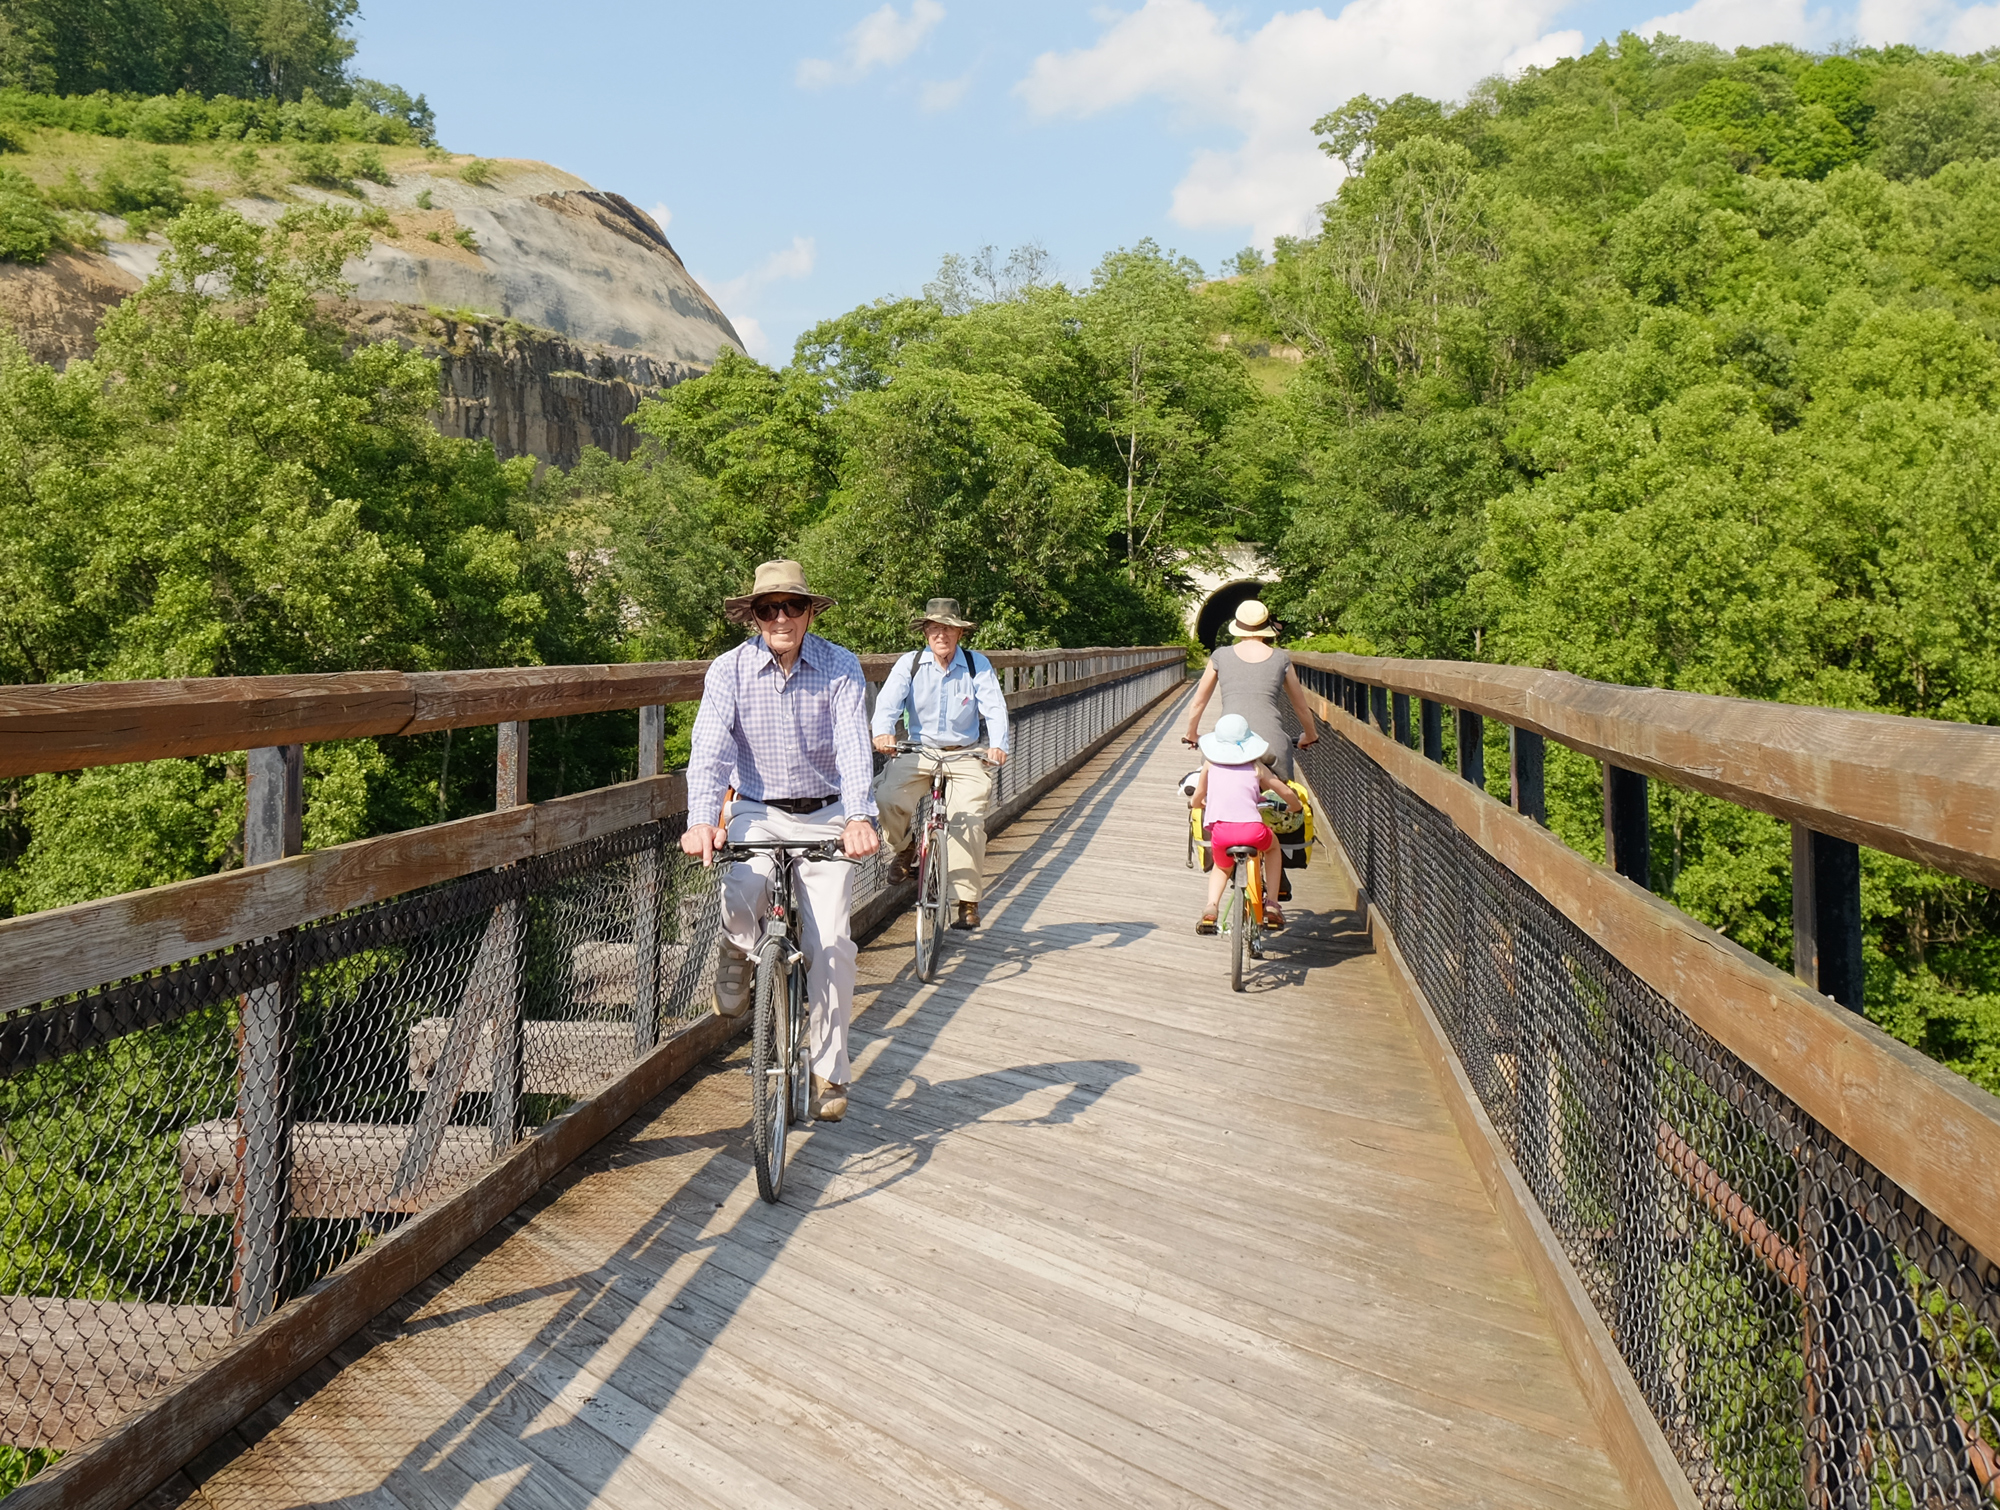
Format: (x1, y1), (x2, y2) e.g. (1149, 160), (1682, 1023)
(1230, 865), (1246, 993)
(750, 936), (789, 1202)
(915, 805), (947, 982)
(788, 953), (811, 1127)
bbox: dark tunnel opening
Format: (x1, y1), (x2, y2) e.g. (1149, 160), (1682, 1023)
(1194, 580), (1272, 650)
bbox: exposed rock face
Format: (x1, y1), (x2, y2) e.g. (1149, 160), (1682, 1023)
(340, 302), (702, 467)
(0, 251), (139, 367)
(13, 159), (744, 466)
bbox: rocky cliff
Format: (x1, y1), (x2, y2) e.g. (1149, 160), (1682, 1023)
(0, 154), (743, 468)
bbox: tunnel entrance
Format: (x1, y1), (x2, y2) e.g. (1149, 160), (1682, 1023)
(1194, 580), (1272, 650)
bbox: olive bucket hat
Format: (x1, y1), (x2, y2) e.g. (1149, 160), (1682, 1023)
(910, 597), (977, 632)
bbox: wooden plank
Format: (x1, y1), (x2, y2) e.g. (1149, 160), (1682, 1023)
(0, 674), (413, 779)
(1308, 812), (1700, 1510)
(0, 649), (1181, 779)
(402, 663), (709, 735)
(1295, 650), (2000, 888)
(6, 1005), (748, 1510)
(1305, 687), (2000, 1287)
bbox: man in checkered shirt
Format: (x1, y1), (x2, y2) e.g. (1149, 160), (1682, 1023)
(682, 560), (880, 1123)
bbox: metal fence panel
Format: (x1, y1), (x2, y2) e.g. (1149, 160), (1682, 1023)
(1297, 730), (2000, 1510)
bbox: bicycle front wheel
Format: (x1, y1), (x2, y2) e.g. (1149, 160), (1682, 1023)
(915, 817), (948, 982)
(750, 936), (790, 1202)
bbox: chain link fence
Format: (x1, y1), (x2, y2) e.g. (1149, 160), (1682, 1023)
(0, 650), (1185, 1463)
(1, 816), (721, 1454)
(1299, 729), (2000, 1510)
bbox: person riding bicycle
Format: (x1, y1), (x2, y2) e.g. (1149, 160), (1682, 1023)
(682, 560), (880, 1123)
(1189, 713), (1300, 936)
(871, 598), (1009, 931)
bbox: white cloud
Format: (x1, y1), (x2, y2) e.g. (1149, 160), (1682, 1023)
(1635, 0), (1814, 47)
(1639, 0), (2000, 49)
(1016, 0), (1582, 245)
(1503, 27), (1583, 72)
(647, 201), (672, 234)
(920, 73), (972, 111)
(698, 237), (819, 360)
(797, 0), (944, 88)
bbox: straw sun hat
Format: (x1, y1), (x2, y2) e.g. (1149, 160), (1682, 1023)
(722, 559), (837, 625)
(1228, 600), (1278, 639)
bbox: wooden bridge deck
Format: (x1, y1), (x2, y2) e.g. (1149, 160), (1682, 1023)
(155, 696), (1630, 1510)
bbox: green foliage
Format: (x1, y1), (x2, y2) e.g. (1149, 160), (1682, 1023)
(0, 0), (387, 108)
(458, 156), (494, 186)
(1269, 34), (2000, 1092)
(349, 143), (386, 183)
(0, 166), (60, 261)
(0, 1447), (61, 1493)
(0, 83), (433, 147)
(412, 186), (431, 209)
(451, 224), (477, 252)
(288, 139), (347, 188)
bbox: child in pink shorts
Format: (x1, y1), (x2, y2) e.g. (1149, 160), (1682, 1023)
(1189, 713), (1302, 934)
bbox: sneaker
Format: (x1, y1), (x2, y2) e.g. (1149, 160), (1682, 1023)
(712, 942), (753, 1019)
(1262, 902), (1285, 929)
(951, 901), (979, 931)
(1195, 911), (1218, 936)
(810, 1076), (848, 1122)
(886, 845), (917, 882)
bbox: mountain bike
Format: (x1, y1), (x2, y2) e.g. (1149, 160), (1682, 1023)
(894, 742), (994, 983)
(714, 838), (855, 1203)
(1217, 794), (1291, 993)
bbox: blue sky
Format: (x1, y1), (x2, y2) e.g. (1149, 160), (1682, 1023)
(352, 0), (2000, 360)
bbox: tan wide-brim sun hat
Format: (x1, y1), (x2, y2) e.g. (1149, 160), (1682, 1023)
(1229, 600), (1278, 639)
(910, 596), (977, 632)
(723, 559), (837, 624)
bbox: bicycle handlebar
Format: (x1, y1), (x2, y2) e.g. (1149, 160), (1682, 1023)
(714, 840), (858, 864)
(891, 741), (994, 759)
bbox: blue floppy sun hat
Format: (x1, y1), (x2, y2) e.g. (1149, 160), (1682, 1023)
(1199, 713), (1270, 765)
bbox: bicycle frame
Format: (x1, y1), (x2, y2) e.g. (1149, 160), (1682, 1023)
(894, 743), (990, 981)
(714, 837), (851, 1202)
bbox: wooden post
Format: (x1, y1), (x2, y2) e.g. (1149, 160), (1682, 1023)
(1421, 699), (1444, 763)
(234, 743), (301, 1334)
(633, 707), (666, 1054)
(492, 722), (529, 1152)
(1603, 766), (1649, 887)
(1455, 709), (1484, 789)
(1510, 728), (1546, 826)
(1793, 824), (1864, 1012)
(1392, 692), (1411, 747)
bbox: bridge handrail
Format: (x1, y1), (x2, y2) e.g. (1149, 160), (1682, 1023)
(1291, 651), (2000, 1510)
(1289, 651), (2000, 888)
(0, 647), (1187, 1019)
(0, 647), (1181, 779)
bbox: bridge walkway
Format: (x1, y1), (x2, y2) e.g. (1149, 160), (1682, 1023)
(160, 695), (1630, 1510)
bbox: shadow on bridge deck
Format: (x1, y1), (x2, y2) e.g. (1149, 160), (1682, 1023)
(153, 695), (1631, 1510)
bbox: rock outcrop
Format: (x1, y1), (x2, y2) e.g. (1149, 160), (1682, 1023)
(3, 157), (743, 467)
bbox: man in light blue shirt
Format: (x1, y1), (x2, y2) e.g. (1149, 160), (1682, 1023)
(871, 598), (1009, 929)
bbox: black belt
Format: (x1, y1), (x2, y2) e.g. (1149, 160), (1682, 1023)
(760, 794), (839, 815)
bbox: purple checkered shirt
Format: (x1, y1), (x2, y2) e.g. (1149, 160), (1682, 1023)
(686, 632), (877, 828)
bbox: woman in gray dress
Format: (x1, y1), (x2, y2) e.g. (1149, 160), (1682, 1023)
(1181, 599), (1319, 781)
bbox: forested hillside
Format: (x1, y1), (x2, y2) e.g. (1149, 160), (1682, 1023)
(1253, 37), (2000, 1089)
(4, 30), (2000, 1092)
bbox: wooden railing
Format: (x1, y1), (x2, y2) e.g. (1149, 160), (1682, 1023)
(1291, 651), (2000, 1510)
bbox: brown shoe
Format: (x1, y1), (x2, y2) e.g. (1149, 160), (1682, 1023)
(886, 845), (917, 882)
(810, 1076), (848, 1122)
(951, 901), (979, 931)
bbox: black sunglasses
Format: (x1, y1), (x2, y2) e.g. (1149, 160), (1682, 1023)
(752, 596), (813, 622)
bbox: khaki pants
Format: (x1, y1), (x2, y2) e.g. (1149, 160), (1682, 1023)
(875, 749), (994, 903)
(718, 802), (856, 1084)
